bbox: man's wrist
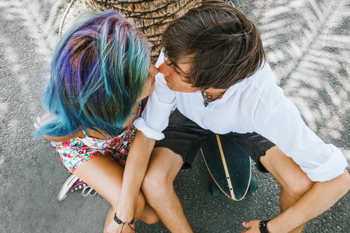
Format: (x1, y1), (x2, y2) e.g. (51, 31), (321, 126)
(259, 220), (270, 233)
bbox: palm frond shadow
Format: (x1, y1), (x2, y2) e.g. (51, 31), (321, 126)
(1, 1), (349, 233)
(0, 0), (66, 152)
(238, 0), (350, 152)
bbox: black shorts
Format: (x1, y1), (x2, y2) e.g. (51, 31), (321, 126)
(154, 109), (275, 172)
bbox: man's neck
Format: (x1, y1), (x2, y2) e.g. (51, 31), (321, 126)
(202, 88), (228, 100)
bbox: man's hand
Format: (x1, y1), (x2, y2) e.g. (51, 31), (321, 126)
(242, 220), (263, 233)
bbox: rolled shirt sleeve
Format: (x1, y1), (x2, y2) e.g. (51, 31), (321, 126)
(134, 51), (176, 140)
(134, 80), (176, 140)
(252, 76), (348, 182)
(136, 55), (348, 181)
(133, 117), (165, 140)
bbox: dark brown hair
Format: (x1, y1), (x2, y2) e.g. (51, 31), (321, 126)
(161, 0), (265, 89)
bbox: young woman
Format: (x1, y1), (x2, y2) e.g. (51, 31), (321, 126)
(35, 11), (159, 233)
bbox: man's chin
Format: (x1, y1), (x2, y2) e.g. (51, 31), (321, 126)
(166, 83), (196, 93)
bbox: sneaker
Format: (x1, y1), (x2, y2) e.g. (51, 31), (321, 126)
(57, 174), (97, 201)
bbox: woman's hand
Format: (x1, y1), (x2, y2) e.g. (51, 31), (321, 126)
(34, 116), (42, 129)
(106, 220), (120, 233)
(106, 212), (135, 233)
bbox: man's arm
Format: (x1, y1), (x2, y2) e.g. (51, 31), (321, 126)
(243, 170), (350, 233)
(241, 65), (350, 232)
(269, 170), (350, 232)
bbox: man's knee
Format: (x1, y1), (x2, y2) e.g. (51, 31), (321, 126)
(142, 166), (174, 199)
(284, 174), (314, 199)
(142, 147), (183, 200)
(262, 146), (314, 199)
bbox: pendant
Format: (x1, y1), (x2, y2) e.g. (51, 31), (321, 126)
(204, 100), (208, 107)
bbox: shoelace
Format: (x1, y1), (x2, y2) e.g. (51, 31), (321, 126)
(82, 186), (98, 197)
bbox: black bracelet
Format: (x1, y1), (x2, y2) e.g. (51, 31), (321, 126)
(114, 213), (135, 225)
(259, 220), (270, 233)
(114, 214), (122, 224)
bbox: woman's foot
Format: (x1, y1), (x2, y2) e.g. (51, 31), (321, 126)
(57, 174), (97, 201)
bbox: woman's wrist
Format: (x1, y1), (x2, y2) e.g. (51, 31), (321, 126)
(113, 213), (136, 232)
(115, 210), (134, 223)
(114, 212), (134, 224)
(115, 200), (136, 222)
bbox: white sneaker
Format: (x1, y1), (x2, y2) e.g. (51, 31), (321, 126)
(57, 174), (79, 201)
(57, 174), (98, 201)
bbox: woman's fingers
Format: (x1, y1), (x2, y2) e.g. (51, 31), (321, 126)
(106, 221), (119, 233)
(34, 116), (41, 129)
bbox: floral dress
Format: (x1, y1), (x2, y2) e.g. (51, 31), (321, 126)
(51, 103), (141, 172)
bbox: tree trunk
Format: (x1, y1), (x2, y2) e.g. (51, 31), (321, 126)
(86, 0), (202, 63)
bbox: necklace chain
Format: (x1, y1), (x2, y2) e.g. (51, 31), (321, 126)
(201, 90), (225, 107)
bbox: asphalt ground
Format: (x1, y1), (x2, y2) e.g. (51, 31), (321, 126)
(1, 0), (350, 232)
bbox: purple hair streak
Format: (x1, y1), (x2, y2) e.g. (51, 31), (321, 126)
(35, 11), (150, 138)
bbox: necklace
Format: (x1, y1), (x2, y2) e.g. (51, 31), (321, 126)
(201, 91), (225, 107)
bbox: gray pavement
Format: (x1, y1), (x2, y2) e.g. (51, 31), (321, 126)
(1, 0), (350, 232)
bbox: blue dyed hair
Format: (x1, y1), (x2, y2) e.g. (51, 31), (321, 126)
(35, 11), (150, 138)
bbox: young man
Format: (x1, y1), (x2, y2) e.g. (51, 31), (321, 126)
(131, 1), (350, 232)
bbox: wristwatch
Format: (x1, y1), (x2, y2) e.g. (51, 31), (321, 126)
(259, 220), (270, 233)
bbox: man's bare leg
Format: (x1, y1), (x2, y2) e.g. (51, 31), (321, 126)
(260, 146), (314, 233)
(142, 147), (193, 233)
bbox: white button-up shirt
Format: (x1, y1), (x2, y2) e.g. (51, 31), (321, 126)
(134, 51), (348, 182)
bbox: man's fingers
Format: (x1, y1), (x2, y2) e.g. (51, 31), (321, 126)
(242, 221), (252, 228)
(242, 220), (262, 233)
(241, 221), (250, 233)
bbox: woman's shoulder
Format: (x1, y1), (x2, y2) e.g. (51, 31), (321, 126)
(37, 101), (141, 141)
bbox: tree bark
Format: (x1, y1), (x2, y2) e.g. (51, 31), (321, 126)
(86, 0), (202, 63)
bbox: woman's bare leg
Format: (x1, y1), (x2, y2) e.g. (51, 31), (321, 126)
(72, 155), (159, 233)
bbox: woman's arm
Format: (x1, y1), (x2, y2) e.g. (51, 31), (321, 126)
(116, 130), (155, 222)
(110, 51), (176, 222)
